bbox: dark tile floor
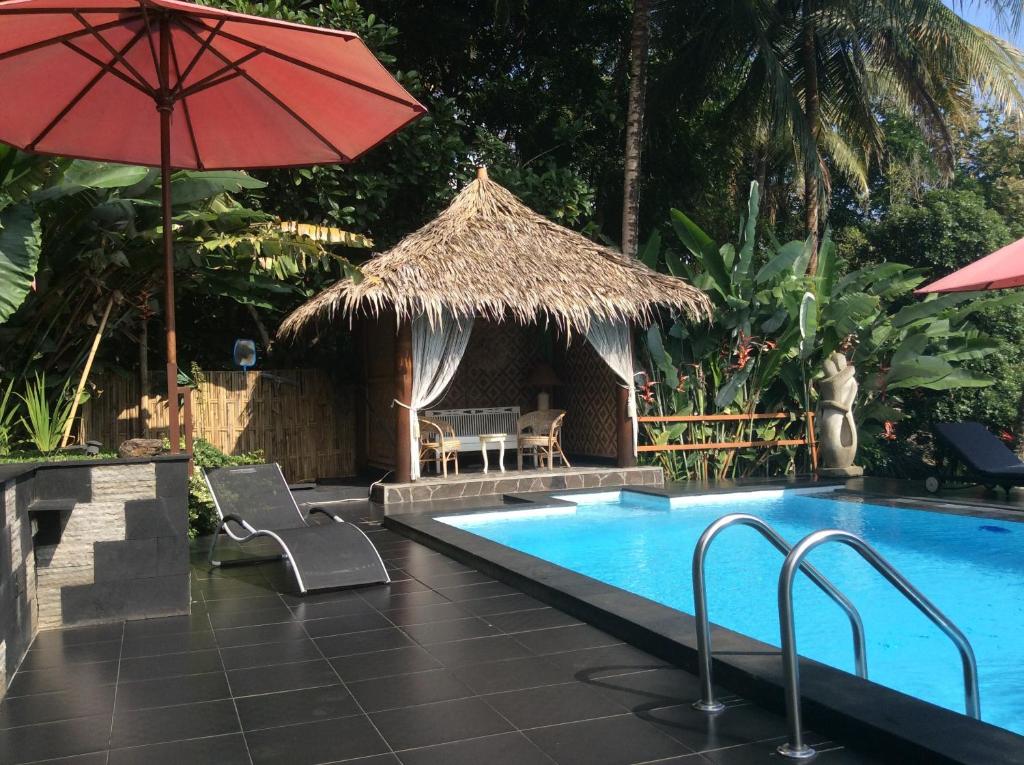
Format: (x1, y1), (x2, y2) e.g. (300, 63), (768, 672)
(0, 522), (880, 764)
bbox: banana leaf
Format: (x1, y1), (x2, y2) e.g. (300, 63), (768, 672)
(638, 230), (661, 269)
(167, 171), (268, 205)
(0, 203), (42, 323)
(63, 162), (150, 189)
(799, 292), (817, 358)
(828, 292), (879, 336)
(670, 208), (730, 294)
(755, 240), (804, 283)
(715, 365), (751, 408)
(890, 293), (976, 327)
(736, 181), (759, 277)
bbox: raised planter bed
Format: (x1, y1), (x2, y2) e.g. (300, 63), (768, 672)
(0, 454), (191, 699)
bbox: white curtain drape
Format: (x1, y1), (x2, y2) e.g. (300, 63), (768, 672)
(586, 319), (637, 455)
(404, 310), (474, 479)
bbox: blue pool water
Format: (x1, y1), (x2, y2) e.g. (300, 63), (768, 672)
(439, 489), (1024, 735)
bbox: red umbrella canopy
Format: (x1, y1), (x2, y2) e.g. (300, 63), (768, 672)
(0, 0), (425, 455)
(0, 0), (426, 169)
(917, 237), (1024, 294)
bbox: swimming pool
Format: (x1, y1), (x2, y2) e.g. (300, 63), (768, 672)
(438, 489), (1024, 736)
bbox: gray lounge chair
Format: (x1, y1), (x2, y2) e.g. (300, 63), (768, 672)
(204, 463), (389, 592)
(932, 421), (1024, 494)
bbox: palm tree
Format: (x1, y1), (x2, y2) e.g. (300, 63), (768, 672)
(786, 0), (1024, 271)
(629, 0), (1024, 272)
(622, 0), (652, 259)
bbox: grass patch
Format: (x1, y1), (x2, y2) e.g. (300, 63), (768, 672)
(0, 450), (121, 464)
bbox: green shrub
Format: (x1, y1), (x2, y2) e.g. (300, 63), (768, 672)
(642, 181), (1004, 480)
(187, 438), (264, 539)
(17, 373), (77, 455)
(0, 451), (118, 463)
(0, 379), (17, 456)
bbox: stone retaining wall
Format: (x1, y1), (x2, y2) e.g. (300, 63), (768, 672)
(372, 465), (664, 504)
(0, 456), (190, 700)
(0, 474), (36, 700)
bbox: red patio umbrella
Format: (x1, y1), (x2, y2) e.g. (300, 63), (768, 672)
(916, 236), (1024, 293)
(0, 0), (425, 452)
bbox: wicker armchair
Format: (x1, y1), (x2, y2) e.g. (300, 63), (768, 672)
(516, 409), (570, 470)
(418, 417), (460, 477)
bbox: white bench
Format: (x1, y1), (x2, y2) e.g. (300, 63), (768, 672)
(422, 406), (520, 452)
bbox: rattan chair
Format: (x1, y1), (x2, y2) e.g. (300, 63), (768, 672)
(516, 409), (570, 469)
(418, 417), (461, 477)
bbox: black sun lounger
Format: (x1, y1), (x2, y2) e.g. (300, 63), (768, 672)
(204, 464), (389, 592)
(932, 421), (1024, 494)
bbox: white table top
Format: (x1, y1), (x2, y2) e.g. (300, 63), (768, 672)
(478, 433), (508, 440)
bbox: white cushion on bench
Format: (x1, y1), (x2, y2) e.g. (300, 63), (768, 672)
(423, 406), (520, 452)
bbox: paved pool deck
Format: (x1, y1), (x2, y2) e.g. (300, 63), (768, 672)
(0, 500), (875, 765)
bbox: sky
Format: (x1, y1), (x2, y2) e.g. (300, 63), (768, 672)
(949, 2), (1023, 45)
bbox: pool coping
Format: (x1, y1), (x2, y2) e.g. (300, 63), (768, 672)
(384, 482), (1024, 765)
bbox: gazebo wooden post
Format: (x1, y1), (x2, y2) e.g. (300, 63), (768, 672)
(394, 319), (414, 483)
(617, 327), (637, 468)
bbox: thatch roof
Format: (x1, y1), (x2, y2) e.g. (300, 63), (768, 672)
(279, 168), (712, 337)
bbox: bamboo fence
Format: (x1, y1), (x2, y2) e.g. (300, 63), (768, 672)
(79, 369), (356, 481)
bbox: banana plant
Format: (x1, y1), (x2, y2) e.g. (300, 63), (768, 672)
(640, 180), (999, 481)
(1, 148), (371, 379)
(0, 147), (53, 323)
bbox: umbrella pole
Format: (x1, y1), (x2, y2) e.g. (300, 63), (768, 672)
(159, 17), (181, 455)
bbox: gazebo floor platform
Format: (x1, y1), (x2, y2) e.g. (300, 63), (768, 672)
(371, 465), (663, 504)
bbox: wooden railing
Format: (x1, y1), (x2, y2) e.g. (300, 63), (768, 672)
(637, 412), (818, 471)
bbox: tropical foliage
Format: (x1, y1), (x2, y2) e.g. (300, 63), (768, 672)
(0, 379), (17, 456)
(188, 438), (264, 539)
(639, 182), (1009, 479)
(0, 145), (367, 382)
(16, 373), (78, 455)
(3, 0), (1024, 481)
(644, 0), (1024, 271)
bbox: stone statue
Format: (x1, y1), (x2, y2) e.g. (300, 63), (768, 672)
(816, 352), (864, 477)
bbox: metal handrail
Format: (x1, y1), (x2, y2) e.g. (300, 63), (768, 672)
(691, 514), (868, 713)
(776, 529), (981, 760)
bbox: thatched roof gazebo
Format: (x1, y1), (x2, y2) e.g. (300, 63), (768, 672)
(281, 168), (711, 482)
(282, 168), (710, 334)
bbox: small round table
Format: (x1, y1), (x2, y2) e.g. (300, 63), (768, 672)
(478, 433), (507, 473)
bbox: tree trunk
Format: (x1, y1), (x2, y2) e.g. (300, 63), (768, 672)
(620, 0), (651, 259)
(802, 0), (821, 274)
(246, 303), (274, 359)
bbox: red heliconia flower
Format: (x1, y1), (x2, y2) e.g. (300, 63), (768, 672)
(638, 379), (659, 404)
(881, 421), (897, 441)
(728, 330), (757, 371)
(999, 430), (1015, 444)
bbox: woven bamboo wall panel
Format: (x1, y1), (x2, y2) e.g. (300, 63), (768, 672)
(80, 370), (356, 481)
(559, 338), (617, 459)
(438, 321), (543, 413)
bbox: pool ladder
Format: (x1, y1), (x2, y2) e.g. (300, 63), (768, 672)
(691, 513), (980, 761)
